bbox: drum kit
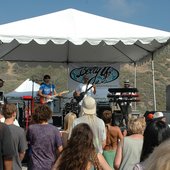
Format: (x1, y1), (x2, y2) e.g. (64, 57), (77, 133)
(62, 98), (80, 117)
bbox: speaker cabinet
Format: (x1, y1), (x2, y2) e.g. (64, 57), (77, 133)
(97, 101), (111, 118)
(52, 116), (62, 127)
(166, 85), (170, 111)
(53, 99), (60, 113)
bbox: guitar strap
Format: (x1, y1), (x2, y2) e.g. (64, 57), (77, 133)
(84, 84), (94, 94)
(50, 84), (53, 95)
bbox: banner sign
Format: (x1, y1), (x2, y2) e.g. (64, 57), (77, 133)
(68, 63), (120, 97)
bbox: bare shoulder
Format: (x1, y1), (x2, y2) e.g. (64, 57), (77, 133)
(110, 125), (121, 131)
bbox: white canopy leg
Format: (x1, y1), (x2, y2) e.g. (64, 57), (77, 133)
(134, 62), (137, 111)
(152, 54), (157, 111)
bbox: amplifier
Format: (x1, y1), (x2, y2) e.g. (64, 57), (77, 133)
(52, 115), (62, 127)
(97, 101), (111, 118)
(166, 85), (170, 111)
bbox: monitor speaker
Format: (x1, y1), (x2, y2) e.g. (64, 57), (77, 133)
(52, 116), (62, 127)
(53, 99), (60, 113)
(97, 101), (111, 118)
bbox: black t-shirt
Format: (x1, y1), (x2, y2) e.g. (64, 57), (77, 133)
(0, 122), (15, 170)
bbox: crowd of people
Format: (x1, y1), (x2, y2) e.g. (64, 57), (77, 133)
(0, 75), (170, 170)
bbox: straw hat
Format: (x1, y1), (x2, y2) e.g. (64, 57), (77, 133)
(81, 96), (96, 115)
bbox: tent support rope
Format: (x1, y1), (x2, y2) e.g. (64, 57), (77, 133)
(0, 43), (21, 60)
(112, 45), (135, 63)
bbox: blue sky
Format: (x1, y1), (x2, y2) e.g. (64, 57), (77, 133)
(0, 0), (170, 32)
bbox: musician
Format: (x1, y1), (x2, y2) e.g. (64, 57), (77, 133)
(124, 79), (131, 88)
(38, 75), (57, 123)
(74, 75), (96, 105)
(120, 80), (133, 126)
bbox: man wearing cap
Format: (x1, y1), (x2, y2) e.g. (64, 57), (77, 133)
(70, 96), (106, 154)
(153, 112), (170, 127)
(153, 112), (166, 121)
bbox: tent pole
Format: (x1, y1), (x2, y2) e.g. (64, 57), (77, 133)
(151, 53), (157, 111)
(134, 62), (137, 110)
(67, 65), (69, 90)
(66, 41), (70, 91)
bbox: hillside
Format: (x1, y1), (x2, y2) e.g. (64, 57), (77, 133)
(0, 44), (170, 113)
(119, 44), (170, 113)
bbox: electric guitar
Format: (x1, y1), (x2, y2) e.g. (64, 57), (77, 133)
(74, 85), (94, 103)
(40, 90), (69, 104)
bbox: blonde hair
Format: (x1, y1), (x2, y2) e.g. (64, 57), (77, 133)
(128, 116), (146, 135)
(144, 139), (170, 170)
(64, 112), (77, 132)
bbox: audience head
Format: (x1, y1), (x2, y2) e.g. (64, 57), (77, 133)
(128, 116), (146, 135)
(2, 103), (17, 119)
(140, 120), (170, 161)
(147, 113), (154, 120)
(32, 104), (52, 123)
(101, 110), (112, 124)
(144, 138), (170, 170)
(56, 123), (96, 170)
(81, 96), (96, 116)
(64, 112), (77, 132)
(153, 111), (166, 122)
(68, 123), (94, 147)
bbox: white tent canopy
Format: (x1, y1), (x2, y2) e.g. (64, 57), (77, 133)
(0, 8), (170, 110)
(5, 79), (40, 98)
(0, 8), (170, 63)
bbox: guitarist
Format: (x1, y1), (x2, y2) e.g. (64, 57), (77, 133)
(38, 75), (58, 124)
(74, 75), (96, 106)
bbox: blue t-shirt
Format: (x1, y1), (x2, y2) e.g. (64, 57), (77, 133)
(39, 83), (55, 95)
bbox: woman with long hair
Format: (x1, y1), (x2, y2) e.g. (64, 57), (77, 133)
(61, 112), (77, 148)
(53, 123), (112, 170)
